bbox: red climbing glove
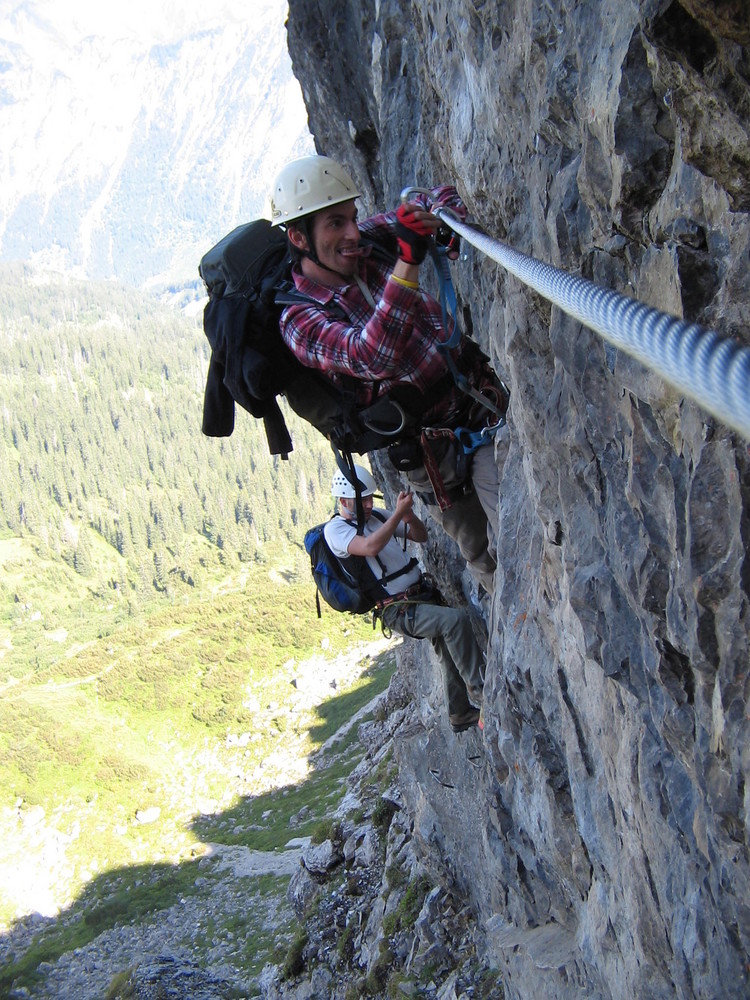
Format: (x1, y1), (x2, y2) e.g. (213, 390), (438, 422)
(395, 203), (433, 265)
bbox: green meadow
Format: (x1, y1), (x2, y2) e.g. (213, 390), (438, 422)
(0, 557), (397, 994)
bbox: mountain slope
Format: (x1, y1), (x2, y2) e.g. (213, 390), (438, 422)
(0, 0), (312, 291)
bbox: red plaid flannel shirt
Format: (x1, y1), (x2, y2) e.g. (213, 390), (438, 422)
(279, 189), (482, 427)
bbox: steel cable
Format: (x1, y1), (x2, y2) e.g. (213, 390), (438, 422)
(435, 209), (750, 439)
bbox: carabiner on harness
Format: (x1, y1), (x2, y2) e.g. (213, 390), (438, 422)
(359, 397), (408, 437)
(454, 421), (503, 455)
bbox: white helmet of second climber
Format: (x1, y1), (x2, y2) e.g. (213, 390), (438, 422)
(270, 155), (361, 227)
(331, 465), (376, 499)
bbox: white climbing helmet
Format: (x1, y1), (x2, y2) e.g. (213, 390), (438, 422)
(331, 464), (376, 499)
(269, 155), (361, 227)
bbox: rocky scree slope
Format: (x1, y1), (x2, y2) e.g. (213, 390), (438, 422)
(286, 1), (750, 998)
(260, 664), (501, 1000)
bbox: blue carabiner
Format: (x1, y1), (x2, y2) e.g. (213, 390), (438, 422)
(454, 423), (502, 455)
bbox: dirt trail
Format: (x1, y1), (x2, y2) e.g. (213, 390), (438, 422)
(206, 841), (309, 878)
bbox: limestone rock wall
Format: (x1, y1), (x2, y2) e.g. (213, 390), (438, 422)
(286, 2), (750, 997)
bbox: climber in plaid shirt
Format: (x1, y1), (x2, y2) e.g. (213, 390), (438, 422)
(270, 155), (510, 597)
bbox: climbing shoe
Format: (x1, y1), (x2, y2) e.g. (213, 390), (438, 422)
(449, 708), (481, 733)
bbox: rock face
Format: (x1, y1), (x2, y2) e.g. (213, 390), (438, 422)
(286, 2), (750, 998)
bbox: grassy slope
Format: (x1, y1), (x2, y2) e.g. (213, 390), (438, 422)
(0, 548), (397, 995)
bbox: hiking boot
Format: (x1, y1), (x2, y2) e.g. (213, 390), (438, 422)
(449, 708), (481, 733)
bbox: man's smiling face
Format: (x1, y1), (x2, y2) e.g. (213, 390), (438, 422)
(307, 200), (361, 277)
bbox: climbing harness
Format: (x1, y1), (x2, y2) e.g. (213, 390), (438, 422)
(430, 205), (750, 440)
(372, 574), (443, 636)
(331, 446), (369, 532)
(428, 242), (509, 454)
(354, 272), (378, 311)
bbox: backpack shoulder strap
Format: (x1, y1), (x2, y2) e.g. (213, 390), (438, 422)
(344, 511), (419, 587)
(274, 283), (349, 323)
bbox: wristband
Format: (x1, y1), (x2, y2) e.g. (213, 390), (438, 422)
(389, 274), (419, 290)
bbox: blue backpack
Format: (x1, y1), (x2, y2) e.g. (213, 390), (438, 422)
(304, 513), (417, 616)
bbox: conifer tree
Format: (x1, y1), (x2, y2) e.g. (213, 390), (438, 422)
(74, 528), (94, 577)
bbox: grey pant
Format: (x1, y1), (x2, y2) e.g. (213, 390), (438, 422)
(382, 599), (485, 718)
(405, 431), (509, 595)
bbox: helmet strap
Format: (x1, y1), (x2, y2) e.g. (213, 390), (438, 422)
(333, 446), (366, 535)
(294, 218), (318, 264)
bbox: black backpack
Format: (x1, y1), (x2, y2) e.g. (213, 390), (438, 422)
(304, 513), (418, 616)
(199, 219), (410, 458)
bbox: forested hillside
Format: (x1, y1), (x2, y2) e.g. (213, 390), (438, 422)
(0, 265), (340, 664)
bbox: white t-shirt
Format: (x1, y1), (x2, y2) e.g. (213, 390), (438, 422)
(323, 508), (422, 596)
